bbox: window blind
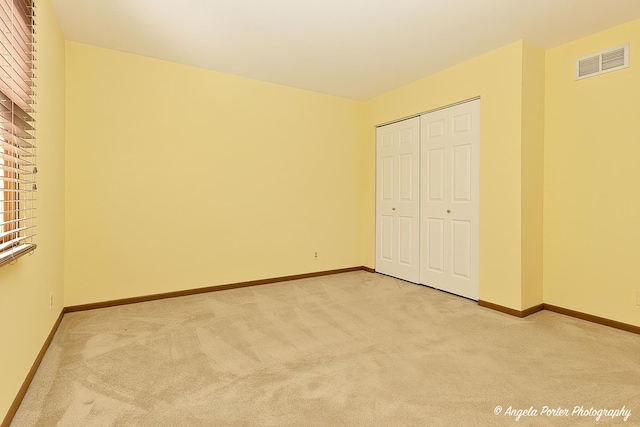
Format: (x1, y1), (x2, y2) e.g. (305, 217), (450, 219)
(0, 0), (36, 268)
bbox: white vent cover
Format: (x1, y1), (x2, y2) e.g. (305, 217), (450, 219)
(576, 43), (629, 80)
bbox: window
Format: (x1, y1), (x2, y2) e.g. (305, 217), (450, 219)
(0, 0), (36, 268)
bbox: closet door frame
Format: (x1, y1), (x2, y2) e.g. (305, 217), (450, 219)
(374, 98), (480, 301)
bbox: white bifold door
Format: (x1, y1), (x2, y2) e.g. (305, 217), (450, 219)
(420, 101), (479, 300)
(376, 100), (480, 301)
(375, 117), (421, 283)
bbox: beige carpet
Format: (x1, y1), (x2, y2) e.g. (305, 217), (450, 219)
(11, 272), (640, 426)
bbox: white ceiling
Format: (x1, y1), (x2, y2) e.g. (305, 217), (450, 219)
(51, 0), (640, 100)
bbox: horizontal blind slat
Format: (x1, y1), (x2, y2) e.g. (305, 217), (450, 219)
(0, 93), (34, 115)
(0, 150), (30, 165)
(0, 39), (34, 79)
(0, 98), (34, 121)
(0, 110), (34, 131)
(0, 232), (34, 251)
(0, 3), (33, 47)
(0, 54), (34, 93)
(1, 181), (36, 189)
(0, 224), (32, 239)
(0, 75), (34, 107)
(0, 6), (33, 54)
(0, 119), (35, 139)
(0, 163), (33, 174)
(0, 206), (36, 215)
(0, 174), (33, 184)
(0, 128), (35, 145)
(0, 138), (33, 156)
(0, 30), (34, 78)
(0, 188), (35, 195)
(0, 215), (36, 228)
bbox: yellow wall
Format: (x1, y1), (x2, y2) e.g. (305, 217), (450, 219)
(363, 41), (528, 310)
(0, 0), (66, 419)
(63, 20), (640, 321)
(520, 41), (546, 309)
(64, 42), (365, 306)
(544, 19), (640, 326)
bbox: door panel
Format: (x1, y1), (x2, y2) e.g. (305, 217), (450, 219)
(453, 144), (471, 202)
(399, 154), (413, 201)
(427, 218), (444, 272)
(428, 119), (445, 138)
(452, 112), (472, 134)
(427, 148), (445, 202)
(399, 128), (413, 145)
(420, 100), (479, 300)
(376, 117), (420, 283)
(382, 133), (393, 148)
(381, 156), (394, 201)
(452, 219), (471, 278)
(398, 216), (413, 265)
(381, 215), (394, 261)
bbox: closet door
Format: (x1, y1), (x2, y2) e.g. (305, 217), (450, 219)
(420, 100), (479, 300)
(375, 117), (420, 283)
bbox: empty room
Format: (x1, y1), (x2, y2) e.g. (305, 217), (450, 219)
(2, 0), (640, 425)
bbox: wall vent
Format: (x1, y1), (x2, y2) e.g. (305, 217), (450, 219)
(575, 43), (629, 80)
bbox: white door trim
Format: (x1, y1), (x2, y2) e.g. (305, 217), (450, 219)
(375, 97), (481, 129)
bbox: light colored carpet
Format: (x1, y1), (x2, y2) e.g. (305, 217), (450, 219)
(11, 271), (640, 426)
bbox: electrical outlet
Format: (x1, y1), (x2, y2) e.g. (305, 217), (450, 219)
(49, 292), (53, 310)
(314, 251), (319, 260)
